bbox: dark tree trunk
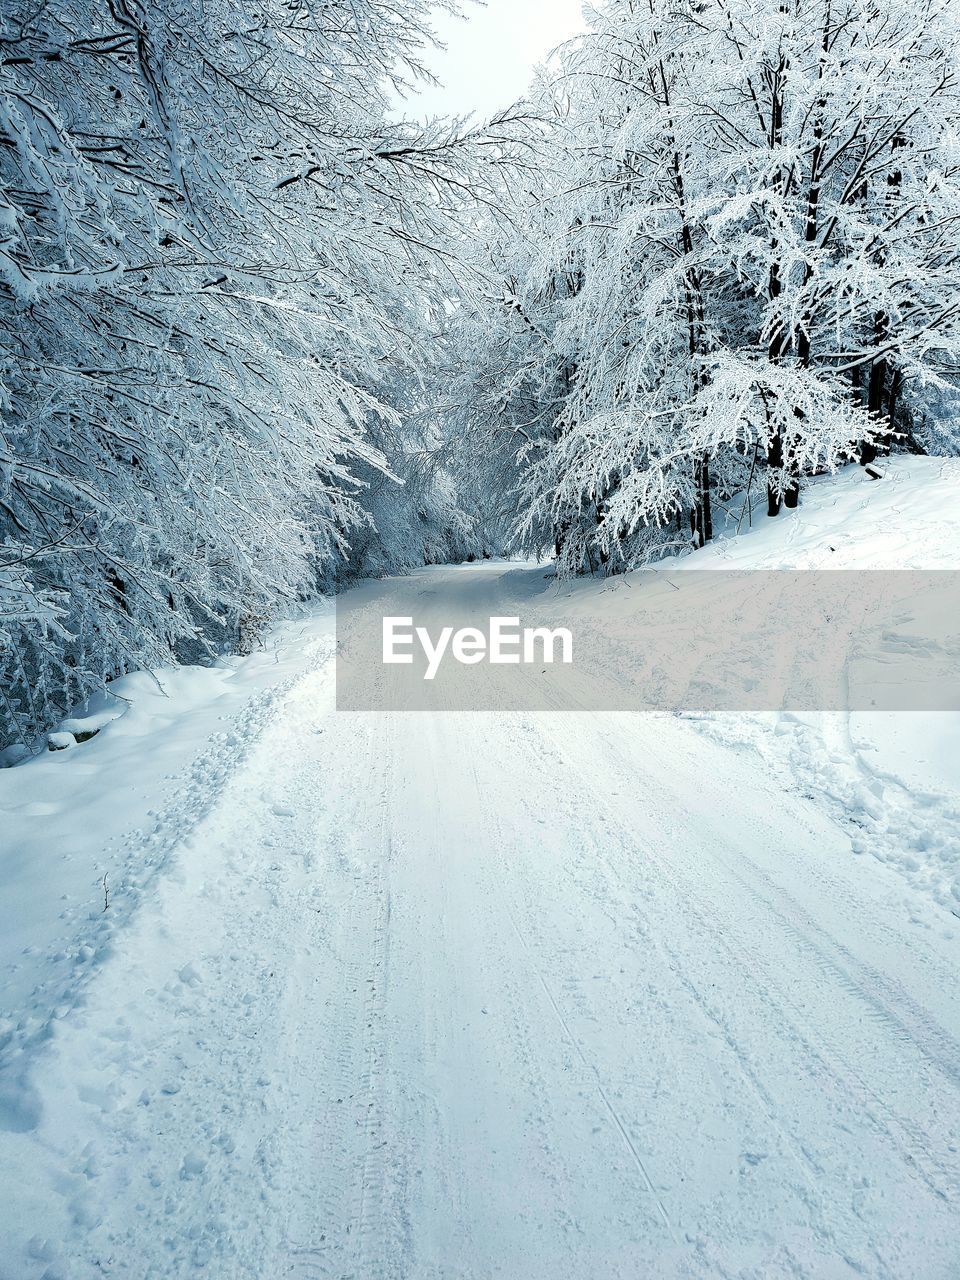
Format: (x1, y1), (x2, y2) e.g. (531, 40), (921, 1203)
(862, 316), (888, 464)
(553, 519), (568, 562)
(595, 501), (609, 567)
(767, 425), (783, 517)
(657, 52), (714, 549)
(861, 135), (904, 466)
(766, 283), (788, 518)
(765, 37), (804, 518)
(697, 454), (713, 544)
(887, 367), (904, 434)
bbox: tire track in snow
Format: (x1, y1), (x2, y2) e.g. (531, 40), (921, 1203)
(277, 713), (407, 1280)
(475, 707), (843, 1262)
(466, 752), (680, 1246)
(394, 713), (594, 1277)
(354, 846), (397, 1277)
(524, 692), (960, 1221)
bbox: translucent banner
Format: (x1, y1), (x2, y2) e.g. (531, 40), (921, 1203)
(336, 570), (960, 712)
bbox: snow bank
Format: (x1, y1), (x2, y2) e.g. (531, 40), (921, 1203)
(0, 610), (336, 1132)
(533, 458), (960, 913)
(684, 456), (960, 572)
(702, 460), (960, 913)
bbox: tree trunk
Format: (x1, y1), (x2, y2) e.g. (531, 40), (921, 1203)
(767, 424), (783, 517)
(699, 454), (713, 543)
(657, 52), (713, 548)
(862, 134), (904, 466)
(765, 35), (806, 516)
(595, 501), (609, 567)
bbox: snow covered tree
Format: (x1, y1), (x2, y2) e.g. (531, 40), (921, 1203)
(0, 0), (512, 745)
(448, 0), (960, 577)
(522, 0), (723, 566)
(699, 0), (960, 510)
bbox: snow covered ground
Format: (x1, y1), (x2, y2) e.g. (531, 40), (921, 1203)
(518, 456), (960, 914)
(1, 459), (960, 1279)
(0, 615), (336, 1128)
(675, 456), (960, 913)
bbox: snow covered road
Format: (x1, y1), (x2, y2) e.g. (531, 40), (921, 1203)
(3, 562), (960, 1279)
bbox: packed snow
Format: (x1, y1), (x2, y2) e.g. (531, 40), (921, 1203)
(1, 461), (959, 1279)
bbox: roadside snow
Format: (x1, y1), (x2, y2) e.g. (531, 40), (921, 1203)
(700, 459), (960, 913)
(687, 456), (960, 572)
(541, 457), (960, 912)
(0, 610), (335, 1133)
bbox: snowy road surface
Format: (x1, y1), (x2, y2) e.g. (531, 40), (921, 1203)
(3, 562), (960, 1279)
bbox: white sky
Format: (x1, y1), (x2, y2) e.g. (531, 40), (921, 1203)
(398, 0), (587, 120)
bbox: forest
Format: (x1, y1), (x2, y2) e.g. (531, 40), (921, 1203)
(2, 0), (959, 745)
